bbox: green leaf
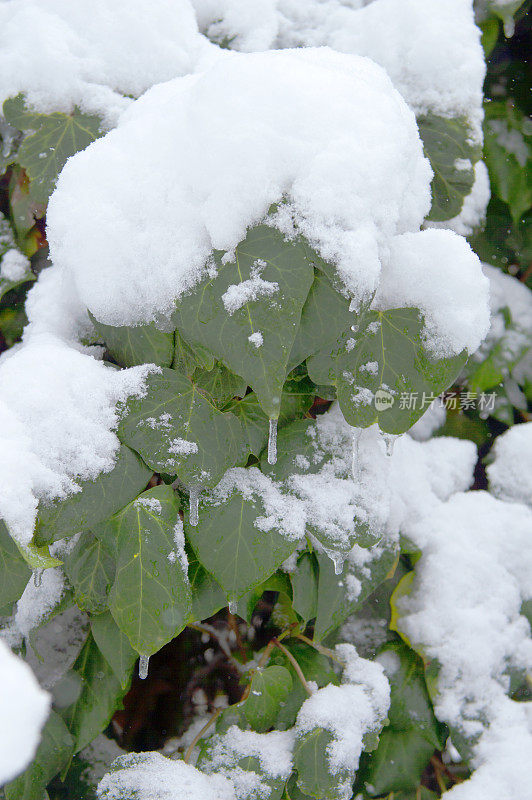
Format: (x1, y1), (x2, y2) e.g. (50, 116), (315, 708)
(241, 666), (293, 732)
(290, 552), (319, 624)
(0, 251), (35, 302)
(104, 485), (191, 656)
(378, 642), (445, 748)
(0, 520), (31, 607)
(16, 542), (62, 571)
(3, 94), (104, 203)
(335, 309), (466, 434)
(185, 480), (299, 602)
(192, 361), (248, 408)
(270, 641), (338, 730)
(172, 330), (215, 375)
(90, 612), (137, 690)
(484, 103), (532, 223)
(172, 224), (314, 419)
(4, 711), (73, 800)
(287, 269), (353, 371)
(361, 728), (436, 796)
(235, 570), (293, 623)
(314, 547), (398, 642)
(418, 114), (482, 222)
(294, 727), (350, 800)
(117, 367), (245, 490)
(62, 633), (125, 754)
(34, 444), (152, 545)
(89, 313), (174, 368)
(199, 745), (286, 800)
(187, 544), (227, 622)
(63, 533), (115, 614)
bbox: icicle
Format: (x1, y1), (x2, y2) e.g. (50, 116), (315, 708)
(382, 432), (398, 458)
(333, 556), (345, 576)
(503, 17), (515, 38)
(352, 427), (363, 482)
(33, 569), (43, 588)
(138, 655), (150, 680)
(189, 486), (200, 527)
(267, 418), (278, 465)
(228, 599), (237, 614)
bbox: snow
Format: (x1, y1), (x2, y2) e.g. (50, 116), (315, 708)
(395, 492), (532, 800)
(0, 639), (50, 785)
(192, 0), (485, 137)
(222, 262), (279, 315)
(0, 333), (152, 544)
(248, 331), (263, 348)
(372, 229), (490, 357)
(487, 422), (532, 506)
(295, 644), (389, 779)
(47, 47), (434, 328)
(0, 0), (216, 126)
(12, 567), (65, 639)
(408, 399), (446, 442)
(0, 248), (30, 281)
(97, 752), (236, 800)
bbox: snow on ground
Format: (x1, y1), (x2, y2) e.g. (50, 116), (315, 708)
(0, 639), (50, 784)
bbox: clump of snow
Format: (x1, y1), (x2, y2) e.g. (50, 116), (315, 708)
(202, 727), (294, 798)
(0, 334), (152, 544)
(222, 261), (279, 315)
(0, 640), (50, 785)
(396, 491), (532, 800)
(172, 519), (189, 573)
(248, 331), (263, 348)
(408, 399), (446, 442)
(168, 438), (199, 456)
(0, 248), (31, 282)
(0, 0), (216, 126)
(97, 752), (236, 800)
(372, 229), (490, 357)
(134, 497), (163, 514)
(47, 47), (433, 328)
(192, 0), (485, 136)
(487, 423), (532, 506)
(295, 644), (389, 779)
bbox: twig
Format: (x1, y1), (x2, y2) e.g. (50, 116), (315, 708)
(183, 708), (223, 764)
(294, 632), (343, 664)
(273, 639), (313, 696)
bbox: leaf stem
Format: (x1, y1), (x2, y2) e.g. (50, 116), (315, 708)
(294, 632), (343, 664)
(273, 638), (313, 696)
(183, 707), (223, 764)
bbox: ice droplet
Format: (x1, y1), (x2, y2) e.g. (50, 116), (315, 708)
(382, 433), (397, 457)
(33, 569), (43, 587)
(138, 655), (150, 680)
(189, 487), (200, 526)
(333, 557), (344, 575)
(267, 418), (278, 465)
(503, 17), (515, 38)
(228, 600), (237, 614)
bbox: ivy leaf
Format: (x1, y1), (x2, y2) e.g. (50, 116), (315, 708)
(288, 269), (353, 372)
(314, 547), (398, 642)
(3, 94), (104, 203)
(294, 727), (350, 800)
(418, 114), (482, 222)
(0, 520), (31, 607)
(484, 102), (532, 223)
(104, 486), (191, 656)
(185, 481), (299, 602)
(61, 633), (125, 754)
(172, 330), (215, 375)
(192, 361), (248, 408)
(270, 641), (338, 730)
(361, 728), (436, 796)
(290, 551), (319, 624)
(117, 367), (246, 490)
(379, 642), (446, 748)
(34, 444), (152, 546)
(90, 612), (137, 690)
(241, 665), (293, 732)
(63, 533), (115, 614)
(187, 544), (227, 622)
(199, 745), (286, 800)
(4, 711), (73, 800)
(0, 257), (35, 302)
(335, 309), (466, 434)
(235, 570), (293, 624)
(89, 313), (174, 368)
(172, 224), (314, 419)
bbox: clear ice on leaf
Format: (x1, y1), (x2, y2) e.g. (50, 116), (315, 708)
(189, 487), (200, 527)
(138, 655), (150, 680)
(33, 569), (43, 588)
(268, 418), (278, 465)
(228, 600), (237, 614)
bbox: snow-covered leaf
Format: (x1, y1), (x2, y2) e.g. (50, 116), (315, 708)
(293, 727), (348, 800)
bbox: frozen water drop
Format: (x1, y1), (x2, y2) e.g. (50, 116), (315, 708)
(333, 557), (344, 575)
(189, 487), (200, 526)
(267, 418), (278, 465)
(228, 600), (237, 614)
(138, 655), (149, 680)
(503, 17), (515, 38)
(382, 433), (397, 457)
(33, 569), (43, 587)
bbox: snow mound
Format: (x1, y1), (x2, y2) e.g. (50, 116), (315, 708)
(0, 0), (215, 125)
(487, 422), (532, 506)
(0, 640), (50, 785)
